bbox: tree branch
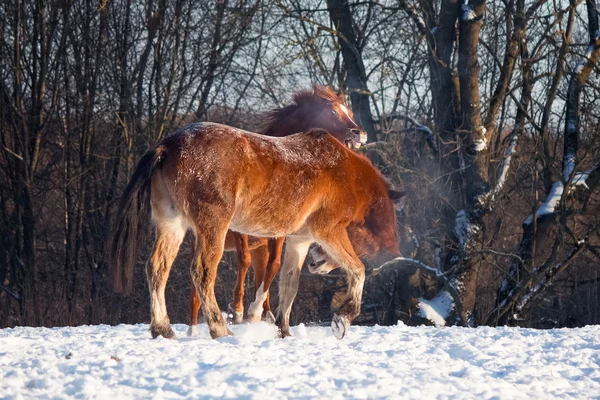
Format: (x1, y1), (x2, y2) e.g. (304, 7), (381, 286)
(380, 113), (439, 154)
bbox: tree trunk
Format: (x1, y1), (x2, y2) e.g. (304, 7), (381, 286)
(327, 0), (377, 142)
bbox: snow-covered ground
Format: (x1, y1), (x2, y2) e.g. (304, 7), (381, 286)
(1, 322), (599, 399)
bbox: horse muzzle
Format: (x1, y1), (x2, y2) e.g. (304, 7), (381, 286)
(344, 129), (368, 150)
(308, 245), (338, 274)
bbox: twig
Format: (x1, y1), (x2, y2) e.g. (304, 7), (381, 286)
(0, 284), (20, 300)
(2, 145), (24, 161)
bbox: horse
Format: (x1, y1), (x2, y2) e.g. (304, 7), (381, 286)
(108, 124), (400, 340)
(308, 220), (403, 274)
(186, 86), (368, 335)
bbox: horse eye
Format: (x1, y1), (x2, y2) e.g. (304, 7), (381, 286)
(330, 110), (337, 117)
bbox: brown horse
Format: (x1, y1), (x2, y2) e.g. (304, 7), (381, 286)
(308, 219), (404, 275)
(187, 86), (367, 335)
(108, 124), (400, 340)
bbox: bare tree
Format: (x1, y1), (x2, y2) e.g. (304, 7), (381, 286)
(488, 0), (600, 325)
(2, 0), (600, 330)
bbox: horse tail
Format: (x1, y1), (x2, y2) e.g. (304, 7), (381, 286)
(108, 145), (166, 295)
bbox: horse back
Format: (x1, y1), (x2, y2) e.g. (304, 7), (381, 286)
(157, 123), (388, 239)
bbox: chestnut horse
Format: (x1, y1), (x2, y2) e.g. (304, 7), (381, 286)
(108, 124), (400, 339)
(187, 86), (367, 334)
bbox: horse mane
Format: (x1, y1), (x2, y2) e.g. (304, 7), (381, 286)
(292, 85), (342, 105)
(260, 85), (343, 136)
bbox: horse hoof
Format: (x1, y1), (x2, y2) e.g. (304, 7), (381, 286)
(331, 314), (349, 340)
(227, 305), (244, 324)
(279, 328), (291, 338)
(187, 325), (198, 337)
(233, 311), (244, 324)
(263, 310), (276, 324)
(210, 325), (233, 339)
(151, 324), (177, 340)
(246, 314), (261, 323)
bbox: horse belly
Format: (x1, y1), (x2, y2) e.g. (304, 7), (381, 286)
(229, 201), (312, 238)
(229, 152), (324, 237)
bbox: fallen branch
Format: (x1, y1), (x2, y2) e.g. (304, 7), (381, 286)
(371, 256), (445, 278)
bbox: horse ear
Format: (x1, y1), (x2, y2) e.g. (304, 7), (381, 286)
(388, 189), (405, 203)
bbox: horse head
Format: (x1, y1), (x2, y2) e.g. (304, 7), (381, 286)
(308, 187), (404, 275)
(261, 85), (368, 149)
(305, 86), (367, 149)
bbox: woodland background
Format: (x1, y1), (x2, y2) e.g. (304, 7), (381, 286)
(1, 0), (600, 330)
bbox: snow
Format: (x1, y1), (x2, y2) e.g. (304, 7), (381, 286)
(461, 3), (477, 21)
(500, 277), (509, 292)
(573, 171), (590, 189)
(563, 150), (576, 182)
(523, 165), (595, 224)
(583, 42), (595, 62)
(574, 38), (598, 74)
(483, 131), (518, 205)
(391, 114), (437, 153)
(414, 16), (426, 30)
(517, 283), (542, 311)
(524, 182), (564, 225)
(418, 290), (455, 327)
(455, 209), (478, 247)
(2, 323), (600, 399)
(473, 137), (487, 152)
(434, 242), (442, 271)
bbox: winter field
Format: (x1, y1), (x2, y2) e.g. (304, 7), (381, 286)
(1, 322), (599, 399)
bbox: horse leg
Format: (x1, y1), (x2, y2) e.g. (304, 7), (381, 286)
(186, 238), (202, 337)
(316, 228), (365, 340)
(231, 233), (251, 324)
(187, 282), (201, 337)
(191, 216), (232, 339)
(246, 243), (269, 323)
(261, 237), (285, 323)
(147, 220), (186, 339)
(275, 237), (311, 337)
